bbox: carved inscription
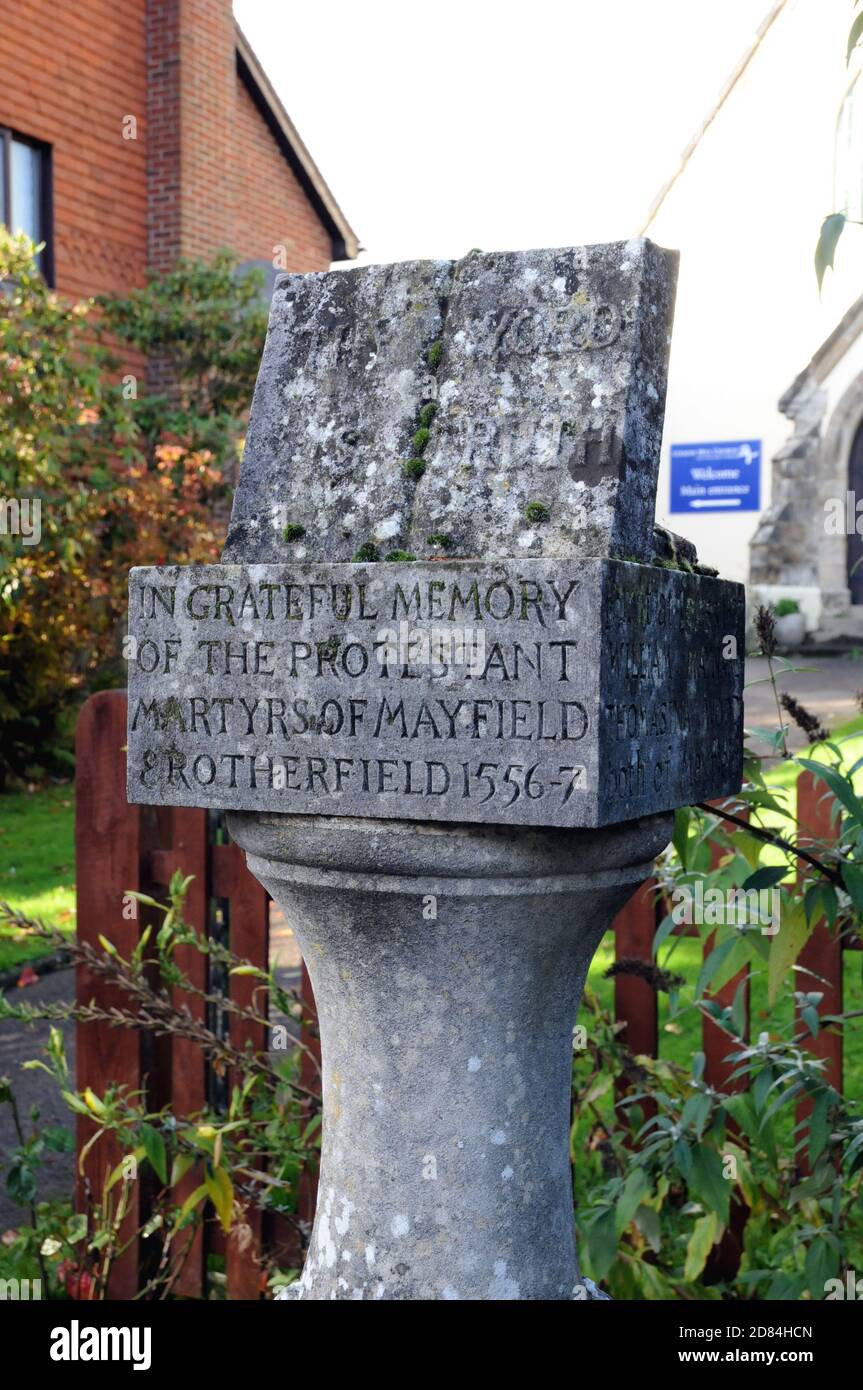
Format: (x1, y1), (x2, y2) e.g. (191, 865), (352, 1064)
(126, 560), (745, 829)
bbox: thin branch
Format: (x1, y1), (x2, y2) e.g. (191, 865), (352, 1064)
(695, 802), (844, 888)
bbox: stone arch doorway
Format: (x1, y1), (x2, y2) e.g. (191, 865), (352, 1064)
(850, 417), (863, 605)
(813, 367), (863, 631)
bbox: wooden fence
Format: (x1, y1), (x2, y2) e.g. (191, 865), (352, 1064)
(75, 690), (857, 1297)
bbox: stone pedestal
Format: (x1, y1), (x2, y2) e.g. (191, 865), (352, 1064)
(126, 242), (743, 1302)
(228, 809), (672, 1301)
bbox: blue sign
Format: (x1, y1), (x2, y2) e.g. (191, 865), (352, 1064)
(669, 440), (761, 513)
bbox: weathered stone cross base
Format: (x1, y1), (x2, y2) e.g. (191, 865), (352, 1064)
(227, 810), (672, 1301)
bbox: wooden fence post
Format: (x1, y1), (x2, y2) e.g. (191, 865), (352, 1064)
(148, 806), (210, 1298)
(796, 772), (843, 1139)
(703, 803), (751, 1093)
(611, 881), (659, 1060)
(75, 690), (143, 1299)
(297, 961), (321, 1227)
(216, 841), (270, 1300)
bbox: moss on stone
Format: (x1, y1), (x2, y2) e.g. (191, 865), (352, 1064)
(412, 426), (430, 454)
(385, 550), (416, 562)
(418, 401), (437, 428)
(426, 532), (452, 550)
(525, 500), (550, 524)
(427, 340), (443, 371)
(353, 542), (380, 562)
(158, 696), (187, 732)
(282, 523), (306, 542)
(403, 457), (426, 480)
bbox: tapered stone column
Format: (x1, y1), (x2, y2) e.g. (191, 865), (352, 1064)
(228, 809), (672, 1301)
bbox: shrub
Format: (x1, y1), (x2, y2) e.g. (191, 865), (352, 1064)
(0, 233), (266, 783)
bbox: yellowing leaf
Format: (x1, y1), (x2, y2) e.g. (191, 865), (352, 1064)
(684, 1212), (718, 1282)
(204, 1165), (234, 1234)
(83, 1087), (106, 1117)
(767, 897), (811, 1006)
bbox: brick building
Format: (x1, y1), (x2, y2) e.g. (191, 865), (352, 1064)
(0, 0), (357, 299)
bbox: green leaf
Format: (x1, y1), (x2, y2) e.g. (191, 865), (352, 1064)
(673, 1138), (693, 1178)
(140, 1123), (168, 1185)
(804, 882), (836, 927)
(170, 1152), (196, 1187)
(741, 866), (787, 892)
(177, 1182), (208, 1228)
(797, 758), (862, 830)
(6, 1162), (36, 1205)
(802, 1004), (820, 1038)
(43, 1124), (74, 1153)
(672, 807), (690, 870)
(815, 214), (847, 292)
(204, 1164), (234, 1234)
(695, 936), (738, 1001)
(731, 977), (748, 1039)
(633, 1203), (662, 1253)
(106, 1145), (146, 1191)
(805, 1236), (838, 1298)
(842, 862), (863, 914)
(681, 1092), (712, 1139)
(767, 897), (810, 1005)
(684, 1211), (718, 1281)
(708, 935), (751, 998)
(808, 1091), (829, 1166)
(848, 9), (863, 65)
(688, 1144), (730, 1225)
(585, 1205), (618, 1282)
(615, 1167), (650, 1237)
(66, 1213), (88, 1245)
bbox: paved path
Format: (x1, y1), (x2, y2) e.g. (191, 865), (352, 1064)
(744, 654), (863, 753)
(0, 969), (76, 1232)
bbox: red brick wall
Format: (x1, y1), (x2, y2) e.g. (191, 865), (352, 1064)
(1, 0), (149, 299)
(233, 75), (332, 272)
(146, 0), (181, 277)
(146, 0), (333, 276)
(147, 0), (235, 271)
(2, 0), (336, 297)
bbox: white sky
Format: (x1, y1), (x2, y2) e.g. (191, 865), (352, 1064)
(234, 0), (773, 265)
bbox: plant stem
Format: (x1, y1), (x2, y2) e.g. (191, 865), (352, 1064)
(695, 802), (843, 887)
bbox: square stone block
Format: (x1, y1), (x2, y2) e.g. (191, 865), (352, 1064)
(126, 557), (744, 829)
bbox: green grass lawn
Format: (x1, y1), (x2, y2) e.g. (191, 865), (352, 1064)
(0, 783), (75, 972)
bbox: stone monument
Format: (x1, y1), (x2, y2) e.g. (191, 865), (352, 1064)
(127, 241), (745, 1300)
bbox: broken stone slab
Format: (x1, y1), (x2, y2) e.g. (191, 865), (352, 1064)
(222, 241), (677, 568)
(126, 557), (744, 828)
